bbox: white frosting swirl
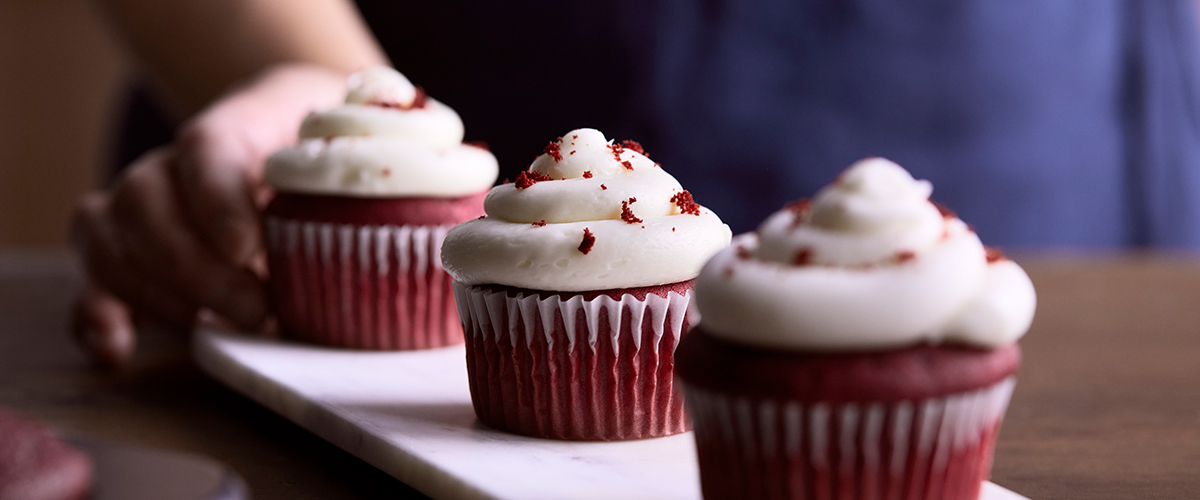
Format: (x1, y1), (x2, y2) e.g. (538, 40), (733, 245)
(265, 66), (497, 197)
(442, 128), (732, 291)
(695, 158), (1036, 350)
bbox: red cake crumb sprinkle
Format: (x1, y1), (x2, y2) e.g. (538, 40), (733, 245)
(502, 178), (511, 184)
(573, 134), (578, 139)
(570, 150), (576, 155)
(653, 163), (661, 168)
(578, 228), (596, 254)
(785, 198), (811, 215)
(464, 141), (489, 151)
(672, 227), (675, 232)
(608, 142), (625, 162)
(986, 247), (1006, 263)
(514, 169), (554, 189)
(544, 141), (564, 162)
(793, 248), (813, 266)
(600, 184), (608, 190)
(932, 200), (956, 219)
(620, 140), (646, 155)
(670, 190), (702, 215)
(735, 246), (753, 259)
(532, 220), (547, 227)
(895, 250), (916, 263)
(367, 86), (428, 110)
(582, 170), (593, 179)
(784, 198), (811, 227)
(621, 198), (643, 224)
(622, 161), (634, 171)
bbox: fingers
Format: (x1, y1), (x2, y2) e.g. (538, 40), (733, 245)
(172, 64), (350, 267)
(71, 189), (199, 326)
(106, 151), (268, 329)
(174, 121), (263, 266)
(71, 283), (136, 368)
(71, 149), (268, 332)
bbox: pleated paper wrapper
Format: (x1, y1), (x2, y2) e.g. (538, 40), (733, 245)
(454, 282), (698, 441)
(265, 216), (462, 350)
(682, 377), (1016, 500)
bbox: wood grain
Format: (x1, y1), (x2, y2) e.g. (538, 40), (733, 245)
(3, 250), (1199, 498)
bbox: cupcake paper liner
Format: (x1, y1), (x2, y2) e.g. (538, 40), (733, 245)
(265, 216), (462, 350)
(454, 282), (697, 440)
(682, 377), (1016, 500)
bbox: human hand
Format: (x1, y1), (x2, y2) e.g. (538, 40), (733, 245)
(70, 64), (350, 367)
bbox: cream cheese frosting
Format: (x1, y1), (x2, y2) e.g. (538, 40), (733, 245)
(265, 66), (498, 197)
(695, 157), (1036, 350)
(441, 128), (732, 291)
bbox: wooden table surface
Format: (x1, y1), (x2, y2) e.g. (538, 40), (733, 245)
(2, 249), (1198, 499)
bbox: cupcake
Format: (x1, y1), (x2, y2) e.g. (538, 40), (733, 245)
(676, 158), (1036, 499)
(263, 66), (498, 350)
(0, 409), (93, 500)
(440, 128), (732, 440)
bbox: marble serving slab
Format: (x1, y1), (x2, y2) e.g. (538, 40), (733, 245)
(192, 329), (1028, 500)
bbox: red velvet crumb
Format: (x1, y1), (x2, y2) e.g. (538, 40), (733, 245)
(600, 184), (608, 190)
(544, 141), (563, 162)
(621, 160), (634, 171)
(932, 200), (956, 219)
(578, 228), (596, 254)
(464, 141), (489, 151)
(502, 178), (512, 184)
(670, 190), (702, 216)
(784, 198), (811, 215)
(986, 247), (1006, 263)
(608, 142), (625, 162)
(515, 169), (554, 189)
(620, 140), (646, 155)
(735, 246), (753, 259)
(895, 250), (916, 263)
(367, 86), (428, 110)
(793, 248), (813, 266)
(582, 170), (593, 179)
(532, 220), (547, 227)
(621, 197), (643, 224)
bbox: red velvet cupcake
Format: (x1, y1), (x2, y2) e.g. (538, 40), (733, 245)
(677, 158), (1037, 499)
(263, 67), (497, 349)
(0, 409), (93, 500)
(441, 128), (732, 440)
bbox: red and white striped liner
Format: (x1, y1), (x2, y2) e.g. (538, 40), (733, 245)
(682, 377), (1016, 500)
(265, 216), (462, 350)
(454, 282), (697, 441)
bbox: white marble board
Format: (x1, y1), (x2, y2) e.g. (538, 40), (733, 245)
(192, 329), (1028, 500)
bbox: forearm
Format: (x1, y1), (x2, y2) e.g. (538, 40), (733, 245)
(95, 0), (388, 117)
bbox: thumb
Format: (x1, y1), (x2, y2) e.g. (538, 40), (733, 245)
(72, 283), (137, 368)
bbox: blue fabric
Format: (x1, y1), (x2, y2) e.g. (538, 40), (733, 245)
(359, 0), (1200, 247)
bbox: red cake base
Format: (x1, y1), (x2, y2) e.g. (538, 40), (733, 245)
(264, 191), (486, 350)
(676, 329), (1020, 500)
(0, 409), (93, 500)
(454, 280), (697, 441)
